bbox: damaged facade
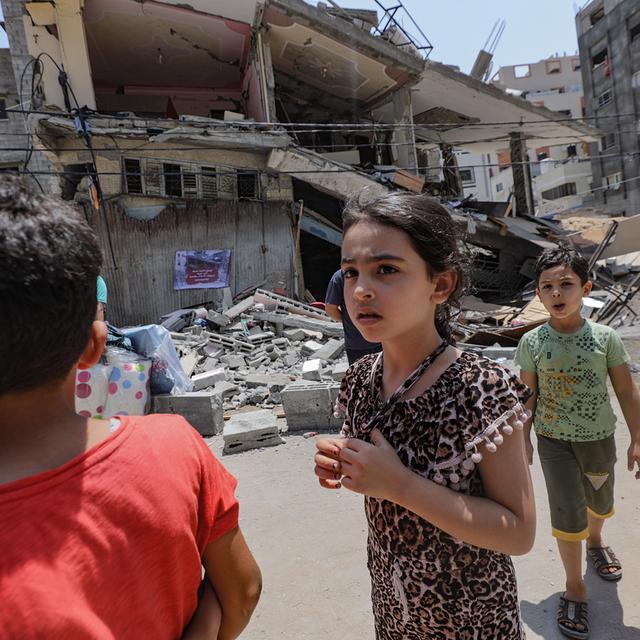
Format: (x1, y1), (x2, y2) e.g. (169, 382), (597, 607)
(0, 0), (600, 325)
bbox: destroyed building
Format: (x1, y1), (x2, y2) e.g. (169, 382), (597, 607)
(0, 0), (601, 325)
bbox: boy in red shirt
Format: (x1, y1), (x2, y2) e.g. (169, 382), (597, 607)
(0, 174), (261, 639)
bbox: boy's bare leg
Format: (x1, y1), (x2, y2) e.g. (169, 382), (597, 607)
(586, 512), (605, 549)
(557, 539), (588, 602)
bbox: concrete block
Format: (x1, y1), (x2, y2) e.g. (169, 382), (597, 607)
(207, 309), (231, 327)
(221, 354), (246, 369)
(281, 381), (342, 432)
(330, 362), (349, 381)
(283, 328), (305, 341)
(223, 409), (284, 454)
(313, 339), (345, 362)
(191, 368), (226, 391)
(302, 358), (323, 381)
(302, 330), (324, 340)
(212, 381), (239, 398)
(301, 340), (323, 356)
(180, 352), (199, 377)
(244, 373), (294, 391)
(153, 391), (224, 436)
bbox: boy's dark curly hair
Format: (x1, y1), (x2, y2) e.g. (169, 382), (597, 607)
(0, 174), (102, 394)
(535, 243), (590, 285)
(342, 192), (468, 344)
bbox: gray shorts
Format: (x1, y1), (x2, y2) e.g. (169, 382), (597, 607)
(537, 434), (616, 541)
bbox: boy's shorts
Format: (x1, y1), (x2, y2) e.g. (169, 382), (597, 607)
(537, 434), (616, 541)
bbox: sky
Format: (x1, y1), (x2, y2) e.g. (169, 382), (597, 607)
(0, 1), (583, 72)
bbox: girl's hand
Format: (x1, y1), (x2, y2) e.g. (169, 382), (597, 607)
(314, 437), (348, 489)
(339, 429), (409, 501)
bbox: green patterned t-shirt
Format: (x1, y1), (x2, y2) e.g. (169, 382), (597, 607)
(515, 320), (630, 441)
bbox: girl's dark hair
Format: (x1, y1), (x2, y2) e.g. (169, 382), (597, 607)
(342, 191), (467, 344)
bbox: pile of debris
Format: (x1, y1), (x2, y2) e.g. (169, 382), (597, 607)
(152, 289), (348, 445)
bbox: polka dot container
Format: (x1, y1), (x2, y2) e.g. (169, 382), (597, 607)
(75, 348), (152, 419)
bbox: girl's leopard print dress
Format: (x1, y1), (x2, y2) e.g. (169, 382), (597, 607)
(336, 351), (531, 640)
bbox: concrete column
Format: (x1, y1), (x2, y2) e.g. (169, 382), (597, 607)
(509, 131), (534, 216)
(439, 143), (462, 198)
(392, 86), (418, 173)
(53, 0), (96, 109)
(257, 28), (277, 123)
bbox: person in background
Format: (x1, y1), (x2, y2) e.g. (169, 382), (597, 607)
(96, 275), (107, 321)
(325, 268), (381, 365)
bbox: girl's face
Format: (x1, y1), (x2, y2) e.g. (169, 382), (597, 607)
(341, 221), (456, 345)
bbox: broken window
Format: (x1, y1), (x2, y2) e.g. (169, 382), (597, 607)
(592, 48), (608, 70)
(496, 183), (504, 193)
(163, 163), (182, 197)
(606, 173), (622, 190)
(572, 58), (581, 71)
(514, 65), (531, 78)
(597, 90), (612, 108)
(557, 109), (572, 117)
(541, 182), (577, 200)
(237, 170), (260, 200)
(601, 132), (617, 150)
(459, 168), (475, 185)
(567, 144), (577, 157)
(0, 98), (6, 120)
(182, 170), (198, 198)
(201, 167), (218, 200)
(546, 60), (561, 74)
(590, 7), (605, 26)
(123, 158), (143, 195)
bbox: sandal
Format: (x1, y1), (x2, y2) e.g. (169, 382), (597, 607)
(587, 546), (622, 581)
(557, 596), (589, 639)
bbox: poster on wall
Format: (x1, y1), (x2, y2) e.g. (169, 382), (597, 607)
(174, 249), (232, 290)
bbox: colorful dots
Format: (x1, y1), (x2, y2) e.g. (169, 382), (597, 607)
(135, 391), (143, 400)
(96, 406), (103, 414)
(123, 364), (133, 372)
(77, 371), (91, 383)
(135, 363), (145, 372)
(111, 367), (121, 382)
(108, 382), (118, 395)
(78, 410), (91, 418)
(138, 373), (146, 382)
(76, 383), (92, 399)
(123, 380), (132, 389)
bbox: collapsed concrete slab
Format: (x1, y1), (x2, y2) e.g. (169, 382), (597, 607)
(153, 391), (224, 436)
(313, 339), (345, 362)
(223, 409), (284, 454)
(244, 373), (294, 391)
(281, 380), (343, 432)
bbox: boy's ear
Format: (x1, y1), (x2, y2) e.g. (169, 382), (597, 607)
(431, 270), (457, 304)
(77, 321), (108, 371)
(583, 280), (593, 296)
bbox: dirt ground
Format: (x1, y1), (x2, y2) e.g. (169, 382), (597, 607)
(208, 339), (640, 640)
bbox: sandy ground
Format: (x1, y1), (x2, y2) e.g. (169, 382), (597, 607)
(208, 339), (640, 640)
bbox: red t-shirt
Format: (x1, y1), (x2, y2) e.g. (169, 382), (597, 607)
(0, 415), (239, 639)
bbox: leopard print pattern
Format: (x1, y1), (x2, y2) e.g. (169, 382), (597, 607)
(337, 351), (531, 639)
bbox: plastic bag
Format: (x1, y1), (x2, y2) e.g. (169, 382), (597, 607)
(120, 324), (193, 394)
(75, 347), (151, 418)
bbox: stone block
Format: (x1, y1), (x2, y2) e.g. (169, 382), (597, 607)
(221, 354), (246, 369)
(245, 373), (294, 391)
(313, 339), (345, 362)
(191, 368), (226, 391)
(223, 409), (284, 454)
(212, 381), (239, 398)
(281, 381), (342, 432)
(153, 391), (224, 436)
(283, 328), (305, 341)
(301, 340), (323, 356)
(302, 358), (323, 381)
(330, 362), (349, 381)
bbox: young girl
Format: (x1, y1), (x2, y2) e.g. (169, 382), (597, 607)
(314, 193), (536, 639)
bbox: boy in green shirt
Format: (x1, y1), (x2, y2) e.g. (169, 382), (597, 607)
(515, 245), (640, 640)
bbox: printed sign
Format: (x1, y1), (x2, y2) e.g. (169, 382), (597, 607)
(174, 249), (231, 290)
